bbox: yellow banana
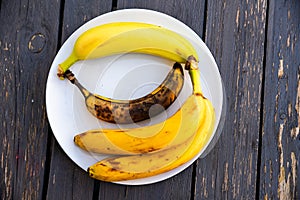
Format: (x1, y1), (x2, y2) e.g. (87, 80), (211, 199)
(57, 22), (199, 77)
(86, 62), (216, 182)
(87, 96), (215, 182)
(74, 91), (206, 155)
(65, 62), (184, 124)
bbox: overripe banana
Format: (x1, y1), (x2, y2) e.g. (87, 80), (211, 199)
(86, 59), (216, 182)
(65, 62), (184, 124)
(73, 90), (206, 155)
(57, 22), (199, 78)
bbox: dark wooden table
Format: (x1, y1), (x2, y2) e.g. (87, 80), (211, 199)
(1, 0), (299, 199)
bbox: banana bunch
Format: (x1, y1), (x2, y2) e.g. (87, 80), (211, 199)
(57, 21), (216, 182)
(88, 97), (214, 181)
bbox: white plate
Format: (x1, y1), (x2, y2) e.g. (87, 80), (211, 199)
(46, 9), (224, 185)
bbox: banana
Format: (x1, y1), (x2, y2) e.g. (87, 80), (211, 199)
(74, 91), (206, 155)
(86, 61), (216, 182)
(65, 62), (184, 124)
(57, 22), (199, 78)
(87, 96), (215, 182)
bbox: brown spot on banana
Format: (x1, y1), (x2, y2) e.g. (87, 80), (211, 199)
(65, 62), (184, 124)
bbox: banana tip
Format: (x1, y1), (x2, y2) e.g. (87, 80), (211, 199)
(188, 55), (198, 62)
(87, 167), (94, 178)
(185, 55), (198, 70)
(173, 62), (184, 75)
(57, 65), (65, 79)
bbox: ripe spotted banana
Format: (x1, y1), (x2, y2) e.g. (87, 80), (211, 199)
(65, 62), (184, 124)
(88, 94), (215, 182)
(74, 89), (206, 155)
(86, 59), (216, 182)
(57, 22), (199, 78)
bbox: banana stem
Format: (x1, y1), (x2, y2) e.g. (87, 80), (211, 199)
(185, 55), (202, 95)
(64, 70), (90, 98)
(189, 69), (202, 95)
(57, 51), (78, 79)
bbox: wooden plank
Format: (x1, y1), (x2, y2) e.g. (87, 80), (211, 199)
(98, 168), (193, 200)
(45, 0), (113, 199)
(259, 0), (300, 199)
(46, 142), (95, 200)
(194, 0), (267, 199)
(0, 0), (60, 199)
(117, 0), (206, 37)
(91, 1), (206, 200)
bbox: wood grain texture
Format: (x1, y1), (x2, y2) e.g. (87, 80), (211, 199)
(194, 0), (267, 199)
(117, 0), (206, 38)
(45, 0), (113, 199)
(46, 143), (94, 200)
(0, 0), (60, 199)
(97, 168), (193, 200)
(260, 0), (300, 199)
